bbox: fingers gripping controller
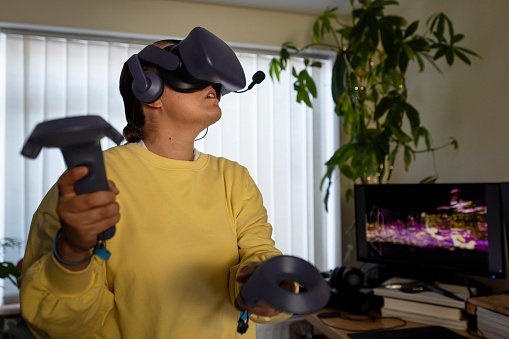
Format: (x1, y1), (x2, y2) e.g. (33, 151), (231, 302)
(21, 115), (124, 259)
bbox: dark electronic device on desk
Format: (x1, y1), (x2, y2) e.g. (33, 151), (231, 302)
(21, 115), (124, 259)
(325, 266), (383, 314)
(354, 183), (506, 287)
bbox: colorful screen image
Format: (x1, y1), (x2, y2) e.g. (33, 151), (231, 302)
(365, 187), (488, 254)
(354, 183), (505, 279)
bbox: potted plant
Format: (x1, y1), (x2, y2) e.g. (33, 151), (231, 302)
(0, 239), (34, 339)
(269, 0), (479, 207)
(0, 239), (22, 289)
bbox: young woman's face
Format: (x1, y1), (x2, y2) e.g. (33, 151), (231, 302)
(143, 41), (222, 140)
(159, 83), (222, 133)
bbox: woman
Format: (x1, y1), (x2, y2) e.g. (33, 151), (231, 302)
(19, 29), (288, 338)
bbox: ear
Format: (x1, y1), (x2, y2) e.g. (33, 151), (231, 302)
(142, 99), (162, 109)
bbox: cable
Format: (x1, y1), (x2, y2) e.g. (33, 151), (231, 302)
(195, 127), (208, 141)
(467, 328), (487, 338)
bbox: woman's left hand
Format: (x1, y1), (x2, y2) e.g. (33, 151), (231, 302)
(236, 261), (296, 317)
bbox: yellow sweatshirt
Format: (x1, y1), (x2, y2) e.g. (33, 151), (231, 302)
(19, 143), (286, 339)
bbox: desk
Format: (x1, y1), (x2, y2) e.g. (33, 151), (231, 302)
(303, 308), (477, 339)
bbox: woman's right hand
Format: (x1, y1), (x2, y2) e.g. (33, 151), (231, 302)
(55, 166), (120, 270)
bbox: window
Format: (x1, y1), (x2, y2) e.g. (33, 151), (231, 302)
(0, 31), (340, 303)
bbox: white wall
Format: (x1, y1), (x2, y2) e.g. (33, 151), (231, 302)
(0, 0), (318, 47)
(393, 0), (509, 185)
(340, 0), (509, 293)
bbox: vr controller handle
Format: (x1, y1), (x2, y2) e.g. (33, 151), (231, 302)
(21, 115), (124, 243)
(61, 143), (116, 241)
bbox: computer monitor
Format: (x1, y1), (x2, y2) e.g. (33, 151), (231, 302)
(354, 183), (506, 281)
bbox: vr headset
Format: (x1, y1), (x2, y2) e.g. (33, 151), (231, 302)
(127, 27), (246, 102)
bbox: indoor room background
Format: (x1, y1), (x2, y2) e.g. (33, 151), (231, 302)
(0, 0), (508, 305)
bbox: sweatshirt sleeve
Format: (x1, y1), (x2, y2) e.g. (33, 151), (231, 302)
(228, 167), (292, 324)
(18, 185), (115, 339)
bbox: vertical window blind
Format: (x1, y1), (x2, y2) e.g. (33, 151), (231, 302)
(0, 32), (340, 302)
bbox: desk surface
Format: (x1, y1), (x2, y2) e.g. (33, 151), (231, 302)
(303, 308), (477, 339)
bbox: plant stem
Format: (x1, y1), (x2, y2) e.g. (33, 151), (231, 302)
(6, 276), (17, 288)
(386, 144), (400, 184)
(413, 140), (453, 154)
(300, 42), (341, 52)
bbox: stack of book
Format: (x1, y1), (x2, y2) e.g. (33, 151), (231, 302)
(467, 294), (509, 339)
(373, 277), (470, 330)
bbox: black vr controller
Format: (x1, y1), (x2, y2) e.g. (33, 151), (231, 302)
(21, 115), (124, 247)
(127, 26), (247, 103)
(239, 255), (331, 314)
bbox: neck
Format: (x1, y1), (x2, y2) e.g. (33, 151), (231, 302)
(143, 136), (195, 161)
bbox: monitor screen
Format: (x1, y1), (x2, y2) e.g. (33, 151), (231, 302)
(355, 183), (506, 280)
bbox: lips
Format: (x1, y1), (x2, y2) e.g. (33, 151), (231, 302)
(206, 90), (216, 99)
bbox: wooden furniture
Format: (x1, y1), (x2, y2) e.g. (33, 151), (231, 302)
(302, 308), (477, 339)
(0, 303), (20, 318)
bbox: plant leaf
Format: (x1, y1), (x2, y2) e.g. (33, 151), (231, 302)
(445, 46), (455, 65)
(449, 137), (459, 150)
(420, 127), (431, 150)
(374, 96), (392, 120)
(404, 102), (420, 145)
(403, 145), (413, 170)
(451, 33), (464, 44)
(331, 52), (349, 104)
(420, 175), (438, 184)
(404, 20), (419, 38)
(454, 48), (471, 65)
(269, 58), (281, 81)
(390, 126), (412, 144)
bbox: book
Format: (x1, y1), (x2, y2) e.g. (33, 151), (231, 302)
(477, 306), (509, 328)
(373, 277), (469, 309)
(467, 294), (509, 316)
(382, 296), (463, 320)
(381, 307), (468, 330)
(477, 324), (508, 339)
(467, 294), (509, 339)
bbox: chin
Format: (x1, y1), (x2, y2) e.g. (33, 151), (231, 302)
(207, 107), (222, 124)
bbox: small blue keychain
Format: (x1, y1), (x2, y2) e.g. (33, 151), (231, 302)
(237, 311), (251, 334)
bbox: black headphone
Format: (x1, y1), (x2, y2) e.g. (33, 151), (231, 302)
(126, 45), (180, 103)
(329, 266), (365, 291)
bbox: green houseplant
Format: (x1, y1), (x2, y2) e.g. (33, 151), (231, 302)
(0, 239), (34, 339)
(0, 239), (22, 289)
(269, 0), (479, 207)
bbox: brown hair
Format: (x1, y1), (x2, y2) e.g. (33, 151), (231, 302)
(119, 40), (179, 143)
(119, 61), (147, 143)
